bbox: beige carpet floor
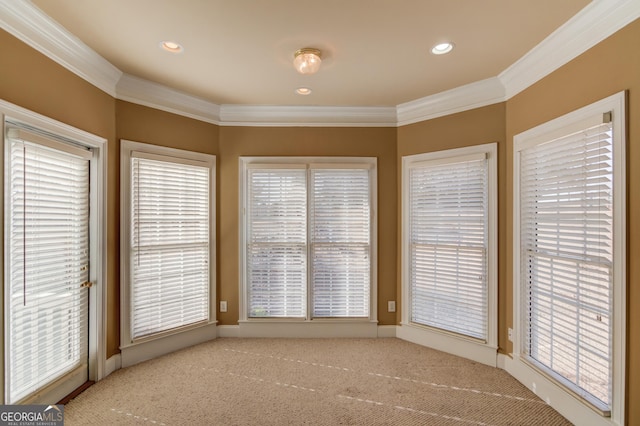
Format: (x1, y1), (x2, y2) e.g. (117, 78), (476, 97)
(64, 338), (571, 425)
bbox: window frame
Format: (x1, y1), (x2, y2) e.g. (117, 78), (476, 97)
(512, 91), (626, 425)
(120, 140), (216, 366)
(400, 143), (498, 366)
(238, 156), (378, 325)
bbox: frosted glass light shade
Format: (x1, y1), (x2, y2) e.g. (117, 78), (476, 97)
(293, 48), (322, 74)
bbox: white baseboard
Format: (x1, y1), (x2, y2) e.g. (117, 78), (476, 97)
(377, 325), (397, 338)
(217, 324), (240, 338)
(396, 323), (497, 367)
(218, 323), (396, 338)
(236, 320), (379, 338)
(105, 353), (121, 377)
(496, 352), (508, 370)
(120, 323), (217, 368)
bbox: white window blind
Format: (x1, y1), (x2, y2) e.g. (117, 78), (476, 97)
(130, 154), (210, 339)
(7, 131), (90, 404)
(520, 120), (613, 409)
(310, 168), (370, 317)
(247, 167), (307, 318)
(244, 159), (375, 320)
(408, 154), (488, 340)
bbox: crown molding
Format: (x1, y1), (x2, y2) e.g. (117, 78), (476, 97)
(1, 0), (638, 127)
(0, 0), (121, 97)
(116, 74), (221, 125)
(396, 78), (506, 126)
(499, 0), (640, 99)
(219, 105), (397, 127)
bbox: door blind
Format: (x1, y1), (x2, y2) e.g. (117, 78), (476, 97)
(520, 121), (613, 408)
(7, 135), (90, 404)
(247, 168), (307, 318)
(409, 155), (488, 340)
(130, 155), (210, 339)
(310, 168), (370, 317)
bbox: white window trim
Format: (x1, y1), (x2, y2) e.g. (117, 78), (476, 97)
(120, 140), (216, 367)
(510, 91), (626, 426)
(238, 156), (378, 338)
(399, 143), (498, 367)
(0, 99), (108, 402)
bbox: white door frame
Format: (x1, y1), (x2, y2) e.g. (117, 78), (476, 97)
(0, 99), (108, 403)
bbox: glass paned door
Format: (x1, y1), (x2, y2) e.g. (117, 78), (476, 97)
(6, 136), (90, 404)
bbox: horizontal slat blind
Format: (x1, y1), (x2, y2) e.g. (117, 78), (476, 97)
(131, 156), (210, 339)
(520, 121), (613, 408)
(310, 168), (370, 317)
(8, 138), (89, 403)
(409, 157), (488, 340)
(247, 168), (307, 317)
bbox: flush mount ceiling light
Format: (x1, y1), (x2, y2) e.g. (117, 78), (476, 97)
(431, 42), (454, 55)
(160, 41), (184, 53)
(295, 87), (312, 95)
(293, 48), (322, 74)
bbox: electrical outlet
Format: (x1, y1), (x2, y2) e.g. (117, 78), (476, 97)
(220, 300), (227, 313)
(508, 327), (513, 342)
(388, 301), (396, 313)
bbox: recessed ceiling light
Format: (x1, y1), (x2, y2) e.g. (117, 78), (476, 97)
(160, 41), (184, 53)
(296, 87), (312, 95)
(431, 42), (454, 55)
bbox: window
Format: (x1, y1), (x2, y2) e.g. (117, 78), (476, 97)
(240, 157), (376, 322)
(121, 141), (215, 357)
(402, 144), (497, 349)
(513, 92), (625, 423)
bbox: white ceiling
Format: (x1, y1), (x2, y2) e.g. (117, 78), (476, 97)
(30, 0), (591, 108)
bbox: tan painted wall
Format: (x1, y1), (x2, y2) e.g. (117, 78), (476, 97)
(0, 29), (119, 356)
(504, 18), (640, 424)
(218, 126), (398, 325)
(396, 103), (507, 347)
